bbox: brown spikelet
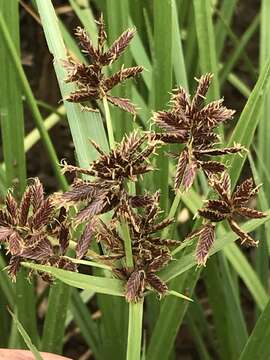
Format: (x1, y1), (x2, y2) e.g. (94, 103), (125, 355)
(171, 87), (190, 113)
(148, 252), (171, 272)
(61, 162), (95, 176)
(19, 186), (32, 226)
(125, 270), (145, 303)
(201, 161), (226, 176)
(5, 191), (18, 218)
(7, 256), (21, 282)
(97, 14), (106, 48)
(89, 139), (107, 156)
(206, 200), (231, 213)
(105, 28), (136, 64)
(228, 219), (258, 247)
(75, 27), (99, 62)
(148, 218), (174, 233)
(181, 160), (198, 191)
(58, 180), (97, 204)
(0, 227), (14, 242)
(31, 178), (44, 212)
(195, 223), (215, 266)
(103, 66), (143, 91)
(146, 272), (168, 296)
(76, 219), (96, 259)
(58, 224), (70, 255)
(198, 209), (226, 222)
(129, 194), (154, 208)
(220, 172), (231, 195)
(174, 149), (189, 190)
(198, 99), (235, 128)
(0, 209), (14, 226)
(153, 111), (188, 135)
(8, 231), (23, 256)
(232, 178), (255, 205)
(235, 207), (266, 219)
(107, 95), (137, 114)
(196, 146), (242, 157)
(191, 73), (213, 111)
(75, 197), (107, 223)
(31, 197), (54, 230)
(21, 237), (53, 261)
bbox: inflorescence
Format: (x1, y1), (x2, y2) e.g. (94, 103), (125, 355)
(0, 17), (265, 303)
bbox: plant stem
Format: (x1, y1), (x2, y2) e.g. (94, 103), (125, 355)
(162, 189), (182, 238)
(102, 97), (133, 269)
(121, 218), (134, 270)
(127, 300), (144, 360)
(103, 95), (115, 149)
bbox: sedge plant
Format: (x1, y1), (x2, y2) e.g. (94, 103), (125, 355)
(1, 2), (270, 360)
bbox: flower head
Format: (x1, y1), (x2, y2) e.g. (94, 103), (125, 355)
(153, 74), (243, 191)
(56, 132), (158, 224)
(188, 172), (266, 266)
(63, 15), (143, 114)
(94, 192), (177, 302)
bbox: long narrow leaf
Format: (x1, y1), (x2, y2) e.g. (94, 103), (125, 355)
(22, 263), (125, 296)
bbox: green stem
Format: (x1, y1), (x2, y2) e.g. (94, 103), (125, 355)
(102, 95), (132, 270)
(121, 218), (134, 270)
(0, 12), (68, 191)
(162, 189), (182, 238)
(127, 300), (144, 360)
(103, 96), (115, 149)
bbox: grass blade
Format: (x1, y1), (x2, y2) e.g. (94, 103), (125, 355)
(215, 0), (238, 57)
(0, 11), (67, 191)
(41, 281), (71, 354)
(219, 15), (260, 87)
(68, 289), (100, 359)
(226, 58), (270, 188)
(0, 1), (26, 197)
(8, 310), (43, 360)
(153, 0), (172, 212)
(22, 263), (125, 296)
(239, 300), (270, 360)
(172, 0), (188, 88)
(193, 0), (220, 100)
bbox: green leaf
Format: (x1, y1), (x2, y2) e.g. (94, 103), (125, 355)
(0, 1), (26, 196)
(193, 0), (220, 100)
(215, 0), (238, 57)
(153, 0), (172, 213)
(8, 310), (43, 360)
(172, 0), (188, 88)
(239, 300), (270, 360)
(226, 57), (270, 188)
(22, 263), (125, 296)
(160, 212), (270, 282)
(219, 15), (260, 87)
(68, 289), (100, 359)
(41, 281), (71, 354)
(0, 10), (67, 191)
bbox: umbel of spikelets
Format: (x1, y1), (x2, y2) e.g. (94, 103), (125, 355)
(55, 131), (159, 224)
(186, 172), (266, 266)
(63, 15), (143, 114)
(152, 73), (243, 191)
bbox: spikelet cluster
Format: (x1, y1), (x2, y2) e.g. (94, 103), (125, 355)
(63, 15), (143, 114)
